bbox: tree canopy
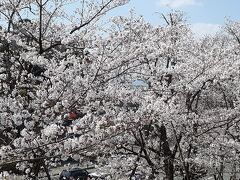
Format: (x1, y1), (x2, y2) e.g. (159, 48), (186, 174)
(0, 0), (240, 179)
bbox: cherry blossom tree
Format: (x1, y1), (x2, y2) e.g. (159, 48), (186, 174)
(1, 0), (240, 179)
(93, 13), (240, 180)
(0, 0), (132, 179)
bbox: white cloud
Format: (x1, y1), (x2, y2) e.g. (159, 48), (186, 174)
(191, 23), (221, 37)
(158, 0), (201, 8)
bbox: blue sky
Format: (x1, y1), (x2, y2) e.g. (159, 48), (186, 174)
(108, 0), (240, 36)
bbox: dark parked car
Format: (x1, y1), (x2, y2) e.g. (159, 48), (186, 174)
(59, 168), (90, 180)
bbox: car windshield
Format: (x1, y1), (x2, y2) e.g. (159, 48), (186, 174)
(60, 170), (71, 177)
(60, 168), (89, 180)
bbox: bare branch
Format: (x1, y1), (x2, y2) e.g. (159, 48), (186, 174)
(70, 0), (114, 34)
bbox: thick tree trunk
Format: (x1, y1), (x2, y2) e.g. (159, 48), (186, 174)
(160, 124), (174, 180)
(163, 157), (174, 180)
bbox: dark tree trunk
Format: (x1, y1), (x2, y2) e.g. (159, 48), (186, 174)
(163, 157), (174, 180)
(160, 124), (174, 180)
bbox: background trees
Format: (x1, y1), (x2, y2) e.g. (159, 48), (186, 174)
(1, 0), (240, 179)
